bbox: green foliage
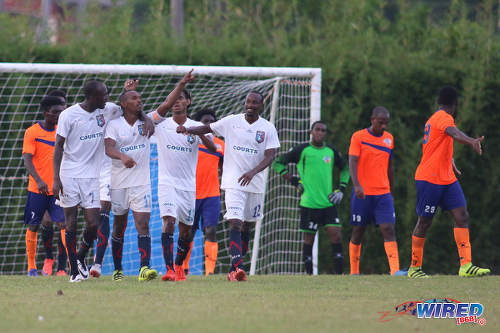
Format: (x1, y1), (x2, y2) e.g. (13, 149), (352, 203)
(0, 0), (498, 274)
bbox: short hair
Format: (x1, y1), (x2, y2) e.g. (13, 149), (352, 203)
(119, 90), (136, 105)
(371, 106), (390, 118)
(83, 80), (105, 99)
(310, 120), (326, 130)
(437, 86), (458, 106)
(47, 89), (66, 99)
(181, 89), (191, 100)
(194, 108), (217, 122)
(248, 90), (264, 103)
(40, 96), (65, 111)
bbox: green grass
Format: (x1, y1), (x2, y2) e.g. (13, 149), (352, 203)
(0, 275), (498, 333)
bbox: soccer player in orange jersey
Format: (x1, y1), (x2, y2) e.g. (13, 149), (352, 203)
(348, 107), (406, 276)
(22, 96), (67, 276)
(182, 108), (225, 275)
(408, 86), (490, 278)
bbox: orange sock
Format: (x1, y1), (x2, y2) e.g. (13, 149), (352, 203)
(182, 241), (193, 272)
(454, 227), (471, 266)
(204, 241), (218, 275)
(26, 229), (38, 270)
(349, 241), (361, 275)
(384, 241), (400, 275)
(411, 235), (426, 268)
(60, 229), (67, 254)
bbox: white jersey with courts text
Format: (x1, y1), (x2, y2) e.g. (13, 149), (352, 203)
(155, 117), (206, 191)
(210, 113), (280, 193)
(57, 102), (121, 178)
(105, 116), (151, 189)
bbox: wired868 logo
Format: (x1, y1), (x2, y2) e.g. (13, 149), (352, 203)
(379, 298), (487, 327)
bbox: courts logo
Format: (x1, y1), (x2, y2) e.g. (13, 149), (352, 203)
(379, 298), (487, 327)
(96, 114), (105, 127)
(256, 130), (265, 143)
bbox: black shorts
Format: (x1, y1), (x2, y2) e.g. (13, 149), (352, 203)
(300, 206), (340, 234)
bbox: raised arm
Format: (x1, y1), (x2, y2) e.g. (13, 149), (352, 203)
(349, 155), (364, 199)
(445, 127), (484, 155)
(238, 148), (277, 186)
(52, 134), (65, 198)
(156, 70), (195, 117)
(23, 153), (49, 195)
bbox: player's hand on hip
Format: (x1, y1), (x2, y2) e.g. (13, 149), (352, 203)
(36, 179), (50, 196)
(53, 178), (63, 199)
(471, 136), (484, 155)
(238, 171), (256, 186)
(121, 155), (137, 168)
(354, 184), (365, 199)
(176, 125), (187, 134)
(124, 79), (139, 91)
(180, 69), (195, 85)
(328, 189), (344, 205)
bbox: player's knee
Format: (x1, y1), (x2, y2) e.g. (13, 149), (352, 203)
(205, 227), (216, 242)
(27, 224), (39, 232)
(454, 210), (469, 227)
(229, 219), (243, 232)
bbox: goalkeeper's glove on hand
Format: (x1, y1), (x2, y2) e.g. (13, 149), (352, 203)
(290, 176), (304, 196)
(328, 188), (345, 205)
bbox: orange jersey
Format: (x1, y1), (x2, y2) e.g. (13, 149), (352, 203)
(196, 137), (225, 199)
(349, 128), (394, 195)
(22, 122), (57, 195)
(415, 110), (457, 185)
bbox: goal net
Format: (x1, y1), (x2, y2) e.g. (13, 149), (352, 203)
(0, 63), (321, 275)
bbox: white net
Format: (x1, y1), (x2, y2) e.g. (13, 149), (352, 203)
(0, 64), (319, 275)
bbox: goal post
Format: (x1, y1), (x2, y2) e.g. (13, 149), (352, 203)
(0, 63), (321, 275)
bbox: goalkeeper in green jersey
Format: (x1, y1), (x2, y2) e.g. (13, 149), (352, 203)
(273, 121), (350, 274)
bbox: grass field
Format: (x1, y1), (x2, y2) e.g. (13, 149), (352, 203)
(0, 274), (498, 333)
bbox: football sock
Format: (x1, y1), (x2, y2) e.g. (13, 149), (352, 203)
(57, 231), (67, 271)
(384, 241), (400, 275)
(229, 229), (243, 271)
(349, 241), (361, 275)
(241, 230), (250, 257)
(41, 225), (54, 259)
(94, 212), (110, 265)
(331, 242), (343, 274)
(26, 229), (38, 270)
(138, 234), (151, 268)
(65, 230), (78, 275)
(182, 241), (193, 272)
(161, 232), (174, 271)
(303, 243), (313, 275)
(410, 235), (426, 268)
(111, 236), (124, 271)
(454, 227), (472, 266)
(77, 228), (97, 262)
(204, 240), (218, 275)
(175, 237), (189, 266)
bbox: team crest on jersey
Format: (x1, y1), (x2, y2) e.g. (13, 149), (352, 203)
(187, 134), (195, 144)
(96, 114), (105, 127)
(383, 138), (392, 147)
(256, 131), (265, 143)
(323, 156), (331, 163)
(138, 124), (143, 136)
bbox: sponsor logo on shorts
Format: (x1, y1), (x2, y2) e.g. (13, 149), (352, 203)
(256, 131), (265, 143)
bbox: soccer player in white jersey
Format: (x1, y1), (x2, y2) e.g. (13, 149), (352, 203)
(53, 80), (154, 283)
(153, 72), (217, 282)
(90, 79), (138, 278)
(177, 91), (280, 281)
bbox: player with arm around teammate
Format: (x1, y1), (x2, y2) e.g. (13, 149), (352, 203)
(408, 86), (490, 278)
(23, 96), (67, 276)
(273, 121), (349, 275)
(177, 91), (280, 281)
(348, 107), (406, 276)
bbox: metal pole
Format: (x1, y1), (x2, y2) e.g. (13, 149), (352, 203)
(170, 0), (184, 40)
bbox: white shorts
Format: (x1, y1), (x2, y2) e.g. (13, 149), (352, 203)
(224, 189), (265, 222)
(99, 176), (111, 202)
(111, 184), (152, 215)
(158, 184), (195, 225)
(59, 176), (100, 209)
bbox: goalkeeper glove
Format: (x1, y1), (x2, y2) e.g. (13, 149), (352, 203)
(290, 176), (304, 196)
(328, 188), (345, 205)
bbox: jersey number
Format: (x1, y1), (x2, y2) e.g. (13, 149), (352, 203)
(423, 124), (431, 144)
(424, 205), (436, 214)
(253, 205), (261, 218)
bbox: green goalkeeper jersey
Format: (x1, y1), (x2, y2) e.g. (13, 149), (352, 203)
(273, 143), (350, 209)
